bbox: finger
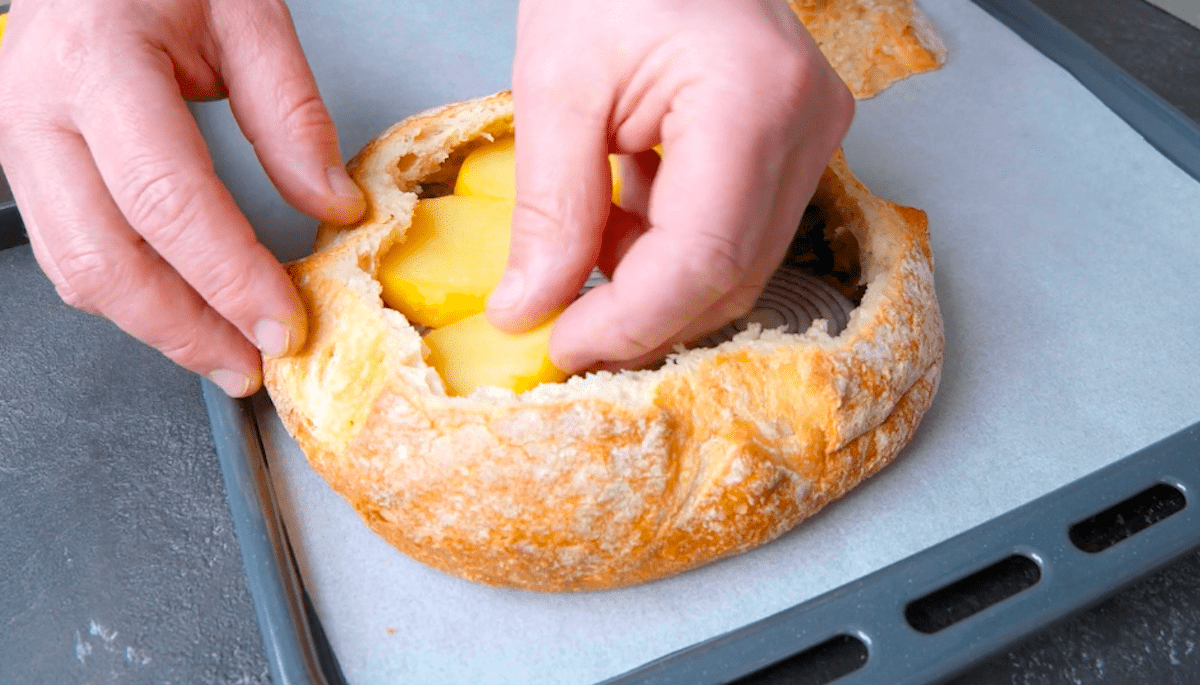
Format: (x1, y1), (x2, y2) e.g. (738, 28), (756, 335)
(596, 205), (648, 278)
(550, 95), (786, 372)
(664, 139), (834, 341)
(587, 140), (836, 373)
(211, 0), (364, 225)
(599, 148), (662, 275)
(9, 126), (264, 396)
(585, 287), (764, 373)
(486, 51), (614, 332)
(75, 45), (306, 362)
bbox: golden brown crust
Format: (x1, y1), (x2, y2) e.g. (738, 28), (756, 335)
(791, 0), (948, 98)
(264, 93), (944, 591)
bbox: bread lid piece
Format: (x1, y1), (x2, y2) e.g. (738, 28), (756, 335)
(791, 0), (948, 98)
(264, 92), (944, 591)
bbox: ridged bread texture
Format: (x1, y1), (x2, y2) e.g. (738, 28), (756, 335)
(263, 92), (944, 591)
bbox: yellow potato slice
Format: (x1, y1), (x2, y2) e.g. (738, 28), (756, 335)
(423, 311), (566, 396)
(454, 135), (517, 200)
(454, 134), (623, 204)
(378, 195), (513, 328)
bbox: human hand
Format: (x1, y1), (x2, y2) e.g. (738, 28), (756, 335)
(487, 0), (853, 372)
(0, 0), (364, 396)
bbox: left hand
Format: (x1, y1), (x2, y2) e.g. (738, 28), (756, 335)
(0, 0), (364, 397)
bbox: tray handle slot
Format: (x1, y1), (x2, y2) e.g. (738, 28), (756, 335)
(1069, 482), (1187, 554)
(730, 633), (868, 685)
(904, 554), (1041, 634)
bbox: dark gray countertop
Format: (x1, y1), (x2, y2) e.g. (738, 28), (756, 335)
(0, 244), (270, 683)
(1, 1), (1199, 683)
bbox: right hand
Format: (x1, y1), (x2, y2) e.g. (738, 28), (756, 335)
(0, 0), (365, 397)
(489, 0), (854, 373)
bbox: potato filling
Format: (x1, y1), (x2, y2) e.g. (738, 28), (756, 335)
(378, 135), (569, 396)
(378, 135), (864, 395)
(423, 312), (563, 396)
(378, 195), (513, 328)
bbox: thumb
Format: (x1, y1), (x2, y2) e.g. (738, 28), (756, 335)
(485, 76), (613, 332)
(212, 0), (364, 226)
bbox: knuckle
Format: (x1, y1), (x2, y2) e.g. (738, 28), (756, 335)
(512, 49), (565, 91)
(276, 90), (336, 146)
(190, 256), (257, 317)
(511, 198), (572, 244)
(117, 159), (204, 246)
(611, 318), (662, 360)
(771, 44), (855, 146)
(727, 39), (827, 141)
(54, 242), (123, 312)
(716, 284), (762, 322)
(513, 54), (610, 120)
(764, 51), (816, 120)
(55, 22), (124, 102)
(511, 191), (606, 265)
(684, 231), (749, 297)
(774, 41), (815, 90)
(153, 327), (210, 369)
(827, 75), (856, 136)
(55, 284), (98, 314)
(49, 24), (93, 76)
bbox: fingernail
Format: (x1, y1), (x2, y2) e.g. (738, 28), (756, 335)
(209, 369), (252, 398)
(326, 165), (364, 202)
(254, 318), (291, 358)
(487, 269), (525, 311)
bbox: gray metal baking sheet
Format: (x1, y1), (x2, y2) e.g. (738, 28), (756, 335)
(193, 0), (1200, 682)
(206, 385), (1199, 685)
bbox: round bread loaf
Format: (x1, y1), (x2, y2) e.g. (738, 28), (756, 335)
(263, 91), (944, 592)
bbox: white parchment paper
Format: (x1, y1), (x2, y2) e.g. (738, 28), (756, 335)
(197, 0), (1200, 682)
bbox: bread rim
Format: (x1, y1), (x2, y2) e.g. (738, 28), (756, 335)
(263, 91), (944, 592)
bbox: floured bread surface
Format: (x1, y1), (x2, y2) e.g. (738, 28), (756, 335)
(791, 0), (948, 98)
(263, 92), (945, 592)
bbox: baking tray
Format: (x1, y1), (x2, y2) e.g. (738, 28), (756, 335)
(183, 0), (1200, 682)
(0, 0), (1191, 681)
(206, 375), (1199, 685)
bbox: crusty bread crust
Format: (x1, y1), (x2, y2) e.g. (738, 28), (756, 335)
(263, 92), (944, 591)
(792, 0), (948, 98)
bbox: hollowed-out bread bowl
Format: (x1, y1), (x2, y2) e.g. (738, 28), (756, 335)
(263, 91), (944, 591)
